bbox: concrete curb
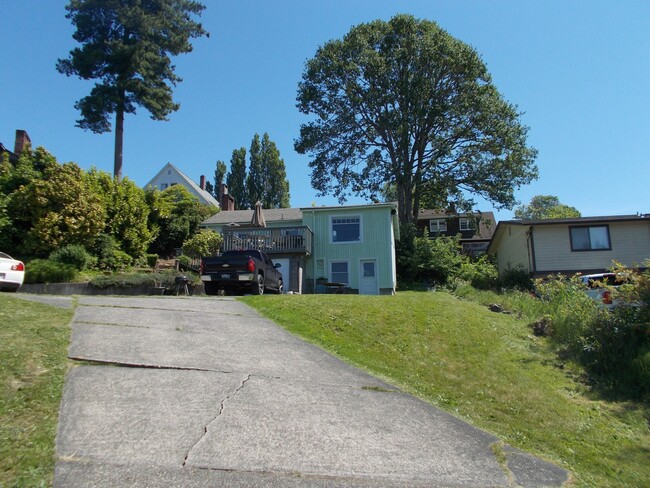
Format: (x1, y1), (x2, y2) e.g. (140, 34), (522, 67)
(19, 282), (205, 296)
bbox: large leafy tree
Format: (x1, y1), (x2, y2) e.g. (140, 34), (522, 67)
(148, 185), (216, 256)
(295, 14), (537, 224)
(8, 161), (105, 257)
(57, 0), (207, 181)
(514, 195), (581, 220)
(87, 169), (155, 258)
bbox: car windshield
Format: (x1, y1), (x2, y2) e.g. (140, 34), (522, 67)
(0, 252), (12, 259)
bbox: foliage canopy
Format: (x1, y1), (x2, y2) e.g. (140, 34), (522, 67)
(295, 14), (538, 223)
(514, 195), (581, 220)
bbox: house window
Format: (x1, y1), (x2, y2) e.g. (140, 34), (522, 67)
(330, 261), (349, 284)
(462, 242), (488, 256)
(570, 225), (611, 251)
(459, 218), (475, 231)
(331, 216), (361, 243)
(429, 219), (447, 233)
(160, 183), (168, 190)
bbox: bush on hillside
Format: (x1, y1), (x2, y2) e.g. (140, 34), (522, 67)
(24, 259), (78, 284)
(500, 266), (534, 291)
(458, 256), (498, 290)
(89, 271), (198, 289)
(49, 244), (92, 270)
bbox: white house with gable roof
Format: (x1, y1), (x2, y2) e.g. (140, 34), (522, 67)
(146, 162), (219, 207)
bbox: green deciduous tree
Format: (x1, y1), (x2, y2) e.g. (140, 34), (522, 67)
(182, 229), (222, 258)
(514, 195), (581, 220)
(57, 0), (207, 180)
(295, 14), (537, 224)
(226, 148), (247, 209)
(149, 185), (217, 256)
(87, 169), (155, 259)
(9, 162), (105, 257)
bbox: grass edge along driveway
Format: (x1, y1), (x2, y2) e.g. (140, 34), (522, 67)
(243, 291), (650, 488)
(0, 294), (73, 487)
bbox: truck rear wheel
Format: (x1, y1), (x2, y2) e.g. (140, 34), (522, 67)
(204, 282), (219, 296)
(252, 274), (265, 295)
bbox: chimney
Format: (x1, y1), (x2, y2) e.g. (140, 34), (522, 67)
(199, 175), (206, 190)
(14, 130), (31, 155)
(220, 184), (234, 211)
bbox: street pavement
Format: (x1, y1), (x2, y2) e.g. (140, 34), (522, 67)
(53, 296), (568, 487)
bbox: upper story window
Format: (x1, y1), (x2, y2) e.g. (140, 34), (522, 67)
(160, 183), (168, 190)
(459, 218), (476, 231)
(429, 219), (447, 233)
(570, 225), (611, 251)
(331, 216), (361, 243)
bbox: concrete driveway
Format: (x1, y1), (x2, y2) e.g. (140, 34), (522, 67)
(54, 296), (568, 487)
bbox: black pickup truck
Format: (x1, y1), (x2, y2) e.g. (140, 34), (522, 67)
(200, 250), (283, 295)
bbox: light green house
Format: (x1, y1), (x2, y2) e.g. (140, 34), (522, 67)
(201, 202), (399, 295)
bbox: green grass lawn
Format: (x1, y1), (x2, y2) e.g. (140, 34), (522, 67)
(243, 291), (650, 488)
(0, 295), (73, 487)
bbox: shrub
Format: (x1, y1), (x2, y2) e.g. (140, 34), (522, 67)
(24, 259), (78, 284)
(182, 229), (222, 258)
(412, 233), (465, 285)
(534, 275), (603, 348)
(146, 253), (158, 268)
(458, 256), (498, 290)
(91, 233), (118, 270)
(49, 244), (91, 270)
(112, 250), (133, 269)
(631, 349), (650, 397)
(578, 265), (650, 398)
(89, 271), (198, 289)
(177, 255), (191, 268)
(500, 267), (534, 290)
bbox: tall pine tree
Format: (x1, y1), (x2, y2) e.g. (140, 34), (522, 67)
(57, 0), (207, 181)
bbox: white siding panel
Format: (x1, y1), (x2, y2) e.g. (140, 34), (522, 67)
(534, 221), (650, 272)
(496, 225), (530, 275)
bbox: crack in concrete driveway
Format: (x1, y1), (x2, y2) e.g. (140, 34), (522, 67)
(54, 296), (569, 487)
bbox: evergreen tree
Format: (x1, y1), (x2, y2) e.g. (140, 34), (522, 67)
(57, 0), (207, 181)
(213, 160), (227, 197)
(246, 134), (263, 207)
(226, 148), (247, 209)
(260, 133), (290, 208)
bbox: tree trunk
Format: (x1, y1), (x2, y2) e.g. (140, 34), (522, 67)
(114, 103), (124, 182)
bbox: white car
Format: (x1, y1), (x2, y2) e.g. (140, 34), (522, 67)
(579, 273), (624, 309)
(0, 252), (25, 292)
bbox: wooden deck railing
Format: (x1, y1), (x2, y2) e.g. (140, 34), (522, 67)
(221, 226), (313, 255)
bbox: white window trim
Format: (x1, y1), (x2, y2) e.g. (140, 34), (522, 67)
(429, 219), (447, 233)
(330, 259), (350, 285)
(459, 218), (475, 231)
(330, 214), (363, 244)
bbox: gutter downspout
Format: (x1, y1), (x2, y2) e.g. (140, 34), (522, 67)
(527, 226), (537, 276)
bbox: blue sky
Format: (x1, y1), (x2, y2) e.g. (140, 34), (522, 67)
(1, 1), (648, 221)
